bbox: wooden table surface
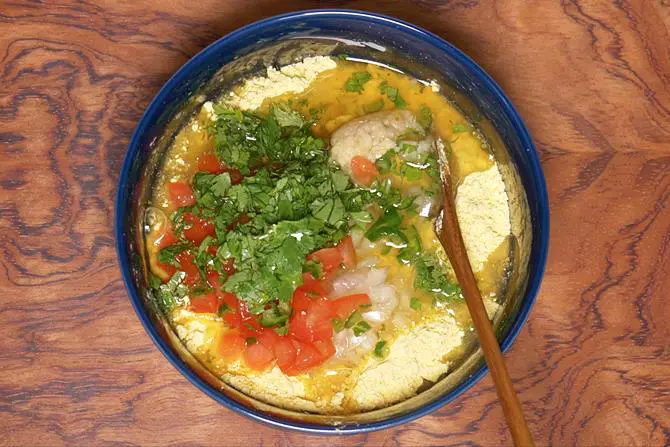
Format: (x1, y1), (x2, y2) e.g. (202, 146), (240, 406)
(2, 1), (669, 446)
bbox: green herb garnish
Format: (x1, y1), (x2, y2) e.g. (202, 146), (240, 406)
(418, 106), (432, 130)
(363, 98), (385, 113)
(345, 72), (372, 93)
(409, 297), (422, 311)
(352, 320), (372, 336)
(374, 340), (389, 358)
(380, 81), (406, 108)
(452, 123), (467, 133)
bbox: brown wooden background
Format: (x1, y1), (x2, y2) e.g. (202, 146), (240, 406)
(1, 1), (669, 446)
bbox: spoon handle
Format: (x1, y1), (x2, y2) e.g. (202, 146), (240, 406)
(437, 173), (534, 447)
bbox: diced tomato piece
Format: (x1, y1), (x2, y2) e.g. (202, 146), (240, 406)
(218, 330), (245, 361)
(351, 155), (379, 187)
(287, 340), (324, 374)
(309, 246), (342, 274)
(301, 272), (333, 296)
(273, 337), (297, 372)
(155, 226), (178, 250)
(309, 318), (335, 342)
(183, 213), (215, 245)
(292, 288), (314, 313)
(198, 153), (225, 174)
(256, 328), (280, 347)
(331, 293), (371, 320)
(313, 338), (336, 359)
(288, 312), (311, 341)
(222, 311), (242, 329)
(189, 290), (219, 313)
(175, 252), (199, 285)
(216, 291), (239, 310)
(206, 270), (221, 289)
(289, 296), (334, 342)
(306, 297), (335, 327)
(167, 181), (196, 207)
(244, 342), (276, 371)
(337, 235), (356, 269)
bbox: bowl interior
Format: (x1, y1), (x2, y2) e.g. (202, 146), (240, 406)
(116, 10), (548, 434)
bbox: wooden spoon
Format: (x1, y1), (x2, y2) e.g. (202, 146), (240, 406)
(433, 146), (534, 447)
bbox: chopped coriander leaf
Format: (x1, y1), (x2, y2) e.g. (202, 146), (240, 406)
(375, 149), (398, 175)
(397, 225), (422, 264)
(352, 320), (372, 336)
(157, 242), (191, 266)
(418, 106), (433, 130)
(149, 273), (162, 289)
(409, 297), (422, 311)
(374, 340), (389, 358)
(272, 104), (304, 128)
(452, 123), (467, 133)
(380, 81), (407, 108)
(345, 71), (372, 93)
(303, 259), (323, 280)
(332, 318), (346, 332)
(152, 271), (187, 314)
(365, 208), (402, 242)
(363, 98), (385, 114)
(260, 304), (290, 327)
(400, 162), (424, 181)
(337, 53), (349, 61)
(414, 253), (461, 302)
(344, 310), (363, 329)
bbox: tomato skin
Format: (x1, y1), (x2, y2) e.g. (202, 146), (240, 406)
(189, 290), (219, 313)
(313, 338), (336, 359)
(309, 247), (342, 274)
(337, 235), (356, 270)
(183, 213), (215, 245)
(274, 337), (297, 372)
(175, 252), (199, 285)
(244, 342), (276, 371)
(198, 153), (224, 174)
(206, 270), (221, 289)
(289, 296), (334, 343)
(301, 272), (333, 296)
(351, 155), (379, 186)
(167, 181), (196, 207)
(286, 340), (324, 374)
(197, 153), (244, 184)
(331, 293), (371, 320)
(218, 330), (245, 361)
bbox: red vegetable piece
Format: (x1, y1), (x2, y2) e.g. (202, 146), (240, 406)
(218, 330), (245, 361)
(189, 290), (219, 313)
(337, 235), (356, 269)
(167, 181), (196, 207)
(183, 213), (215, 245)
(308, 246), (342, 274)
(175, 252), (199, 285)
(331, 293), (371, 320)
(244, 342), (276, 371)
(351, 155), (379, 187)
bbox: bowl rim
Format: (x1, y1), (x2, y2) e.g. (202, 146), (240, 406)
(115, 8), (549, 435)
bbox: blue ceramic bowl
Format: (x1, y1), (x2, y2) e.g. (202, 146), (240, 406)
(116, 9), (549, 434)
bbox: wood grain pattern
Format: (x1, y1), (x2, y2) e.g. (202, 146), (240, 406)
(1, 1), (669, 446)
